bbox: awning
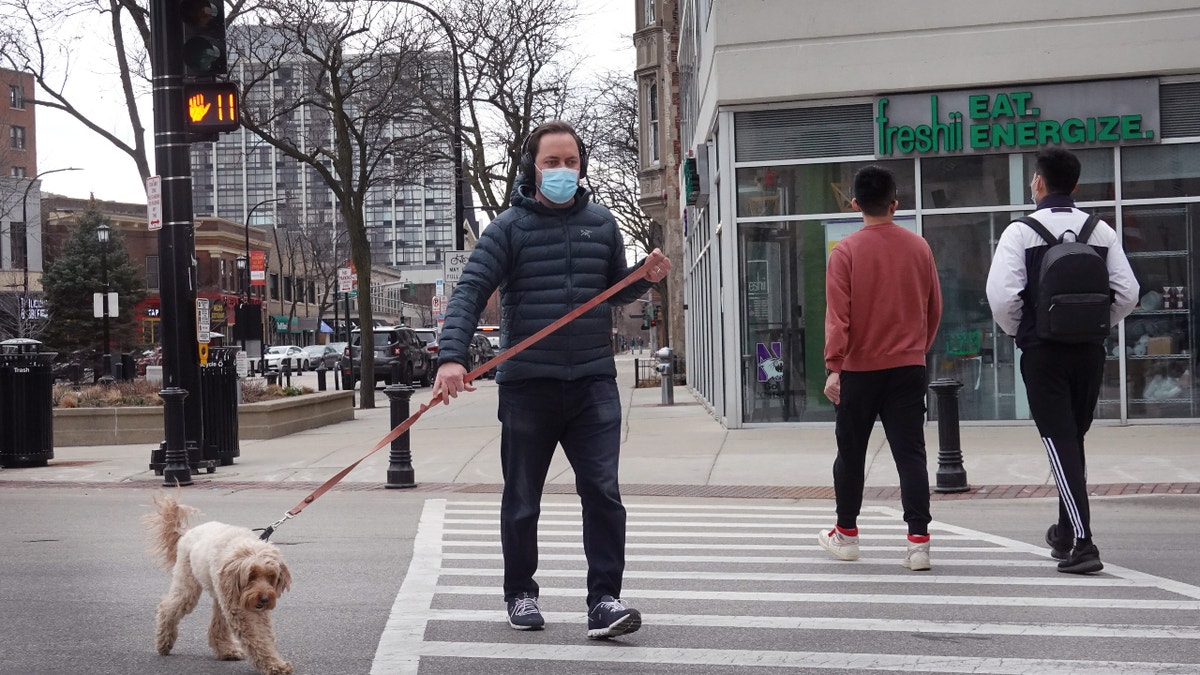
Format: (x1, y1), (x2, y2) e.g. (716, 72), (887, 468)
(296, 317), (334, 333)
(270, 314), (301, 334)
(320, 321), (333, 333)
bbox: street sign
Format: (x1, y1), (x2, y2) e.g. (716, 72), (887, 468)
(196, 298), (211, 343)
(147, 176), (162, 231)
(93, 292), (118, 318)
(183, 81), (240, 134)
(443, 250), (469, 284)
(235, 351), (248, 378)
(338, 267), (354, 292)
(250, 251), (266, 285)
(431, 295), (444, 315)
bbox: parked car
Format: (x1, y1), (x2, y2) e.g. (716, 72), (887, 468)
(413, 328), (440, 361)
(136, 346), (163, 376)
(301, 343), (342, 370)
(343, 326), (433, 387)
(263, 345), (306, 372)
(469, 332), (497, 379)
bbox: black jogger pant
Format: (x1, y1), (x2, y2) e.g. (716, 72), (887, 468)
(833, 365), (931, 536)
(1020, 342), (1106, 541)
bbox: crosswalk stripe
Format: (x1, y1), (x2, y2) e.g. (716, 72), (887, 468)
(444, 509), (895, 521)
(443, 528), (982, 541)
(410, 641), (1196, 674)
(423, 609), (1200, 639)
(439, 549), (1055, 566)
(370, 499), (445, 675)
(446, 501), (847, 513)
(436, 567), (1148, 588)
(443, 517), (966, 533)
(435, 585), (1200, 610)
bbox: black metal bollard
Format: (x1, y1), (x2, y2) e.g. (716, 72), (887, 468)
(390, 361), (403, 386)
(265, 370), (279, 386)
(283, 361), (292, 388)
(316, 362), (327, 391)
(383, 384), (417, 488)
(929, 378), (970, 493)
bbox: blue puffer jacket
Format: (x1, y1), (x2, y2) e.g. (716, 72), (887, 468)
(438, 183), (651, 383)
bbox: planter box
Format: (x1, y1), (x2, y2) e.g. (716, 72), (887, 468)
(53, 390), (355, 446)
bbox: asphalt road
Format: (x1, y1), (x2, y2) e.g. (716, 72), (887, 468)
(2, 488), (1198, 675)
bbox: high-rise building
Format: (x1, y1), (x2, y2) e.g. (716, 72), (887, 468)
(0, 67), (42, 339)
(190, 32), (464, 284)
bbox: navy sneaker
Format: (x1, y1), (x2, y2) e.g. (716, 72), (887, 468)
(506, 593), (544, 630)
(1058, 543), (1104, 575)
(586, 595), (642, 639)
(1044, 524), (1072, 561)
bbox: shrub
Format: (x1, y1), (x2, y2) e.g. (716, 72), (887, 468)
(52, 378), (313, 407)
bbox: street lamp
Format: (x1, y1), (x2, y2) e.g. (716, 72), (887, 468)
(235, 255), (248, 353)
(96, 222), (112, 380)
(328, 0), (466, 249)
(242, 197), (286, 357)
(17, 167), (81, 338)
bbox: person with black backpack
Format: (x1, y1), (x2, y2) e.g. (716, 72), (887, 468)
(986, 148), (1138, 574)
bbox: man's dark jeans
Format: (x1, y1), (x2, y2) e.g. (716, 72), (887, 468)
(497, 376), (625, 609)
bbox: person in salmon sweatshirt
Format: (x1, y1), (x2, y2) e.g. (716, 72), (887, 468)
(819, 165), (943, 571)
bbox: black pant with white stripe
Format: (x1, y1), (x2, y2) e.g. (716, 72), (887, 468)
(833, 366), (931, 536)
(1020, 342), (1106, 541)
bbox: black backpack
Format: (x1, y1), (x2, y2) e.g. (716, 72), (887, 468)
(1017, 213), (1112, 343)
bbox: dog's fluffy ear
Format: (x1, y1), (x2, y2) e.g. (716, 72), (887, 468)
(275, 559), (292, 594)
(218, 550), (253, 600)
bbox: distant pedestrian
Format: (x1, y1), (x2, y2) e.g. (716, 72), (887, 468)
(820, 165), (943, 571)
(986, 148), (1138, 574)
(432, 120), (672, 638)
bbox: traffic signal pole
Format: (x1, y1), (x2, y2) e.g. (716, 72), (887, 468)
(151, 0), (202, 486)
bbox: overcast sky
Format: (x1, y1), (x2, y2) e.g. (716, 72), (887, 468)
(35, 0), (635, 205)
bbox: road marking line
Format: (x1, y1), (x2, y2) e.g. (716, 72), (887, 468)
(370, 498), (445, 675)
(444, 508), (896, 521)
(436, 567), (1148, 588)
(423, 609), (1200, 639)
(434, 585), (1200, 610)
(895, 509), (1200, 601)
(439, 548), (1055, 566)
(443, 517), (966, 533)
(442, 528), (982, 541)
(446, 500), (858, 512)
(409, 641), (1197, 674)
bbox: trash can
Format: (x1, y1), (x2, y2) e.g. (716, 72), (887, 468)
(0, 339), (57, 467)
(200, 346), (240, 466)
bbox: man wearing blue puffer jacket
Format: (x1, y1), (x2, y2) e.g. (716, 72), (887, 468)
(433, 120), (672, 640)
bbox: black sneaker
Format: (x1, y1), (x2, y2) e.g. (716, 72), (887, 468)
(1045, 524), (1072, 561)
(1057, 543), (1104, 575)
(506, 593), (544, 630)
(586, 595), (642, 639)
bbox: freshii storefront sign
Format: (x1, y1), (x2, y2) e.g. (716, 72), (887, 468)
(874, 78), (1159, 157)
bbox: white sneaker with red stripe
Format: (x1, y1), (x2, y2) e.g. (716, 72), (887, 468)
(903, 535), (931, 571)
(817, 526), (860, 561)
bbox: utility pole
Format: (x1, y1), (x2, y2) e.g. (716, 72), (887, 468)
(150, 0), (201, 486)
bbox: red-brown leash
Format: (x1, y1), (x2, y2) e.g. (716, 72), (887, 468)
(257, 264), (652, 540)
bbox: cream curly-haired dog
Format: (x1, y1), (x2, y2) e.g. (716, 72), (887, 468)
(145, 493), (293, 675)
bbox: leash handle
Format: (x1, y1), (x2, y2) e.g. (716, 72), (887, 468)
(277, 263), (654, 521)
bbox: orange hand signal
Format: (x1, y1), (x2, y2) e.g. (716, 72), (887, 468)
(188, 93), (211, 123)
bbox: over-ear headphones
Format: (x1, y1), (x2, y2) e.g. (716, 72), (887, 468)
(519, 122), (589, 186)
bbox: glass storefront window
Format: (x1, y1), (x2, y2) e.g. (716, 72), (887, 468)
(738, 221), (832, 423)
(735, 160), (914, 217)
(922, 154), (1016, 208)
(1021, 148), (1115, 203)
(1122, 144), (1200, 200)
(1112, 204), (1199, 419)
(923, 212), (1021, 420)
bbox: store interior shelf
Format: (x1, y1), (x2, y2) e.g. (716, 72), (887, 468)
(1129, 309), (1189, 316)
(1107, 354), (1193, 361)
(1127, 250), (1188, 258)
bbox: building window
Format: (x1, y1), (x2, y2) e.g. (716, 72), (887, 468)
(10, 125), (26, 150)
(12, 221), (27, 268)
(647, 82), (660, 165)
(308, 280), (315, 304)
(283, 276), (293, 302)
(269, 273), (279, 300)
(9, 84), (23, 109)
(12, 166), (25, 178)
(644, 0), (655, 26)
(146, 255), (160, 290)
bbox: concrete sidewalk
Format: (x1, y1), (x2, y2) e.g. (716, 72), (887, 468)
(3, 353), (1198, 497)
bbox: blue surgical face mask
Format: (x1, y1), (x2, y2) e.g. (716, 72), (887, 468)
(538, 167), (579, 204)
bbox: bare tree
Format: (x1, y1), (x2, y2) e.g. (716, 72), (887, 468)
(438, 0), (583, 218)
(234, 0), (439, 407)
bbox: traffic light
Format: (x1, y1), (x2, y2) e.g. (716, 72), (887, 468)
(650, 305), (659, 327)
(641, 314), (650, 330)
(183, 81), (240, 133)
(180, 0), (227, 77)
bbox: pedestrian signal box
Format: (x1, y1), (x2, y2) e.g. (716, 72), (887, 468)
(183, 82), (240, 133)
